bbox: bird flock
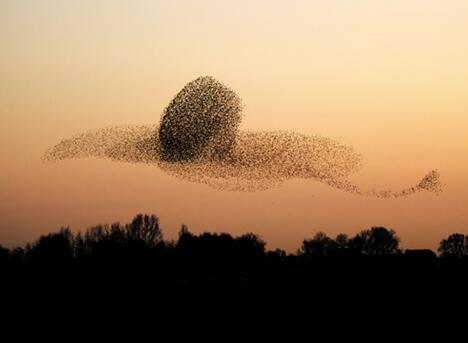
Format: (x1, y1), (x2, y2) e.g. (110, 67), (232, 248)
(44, 76), (442, 197)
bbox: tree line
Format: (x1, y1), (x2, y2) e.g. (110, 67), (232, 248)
(1, 213), (467, 268)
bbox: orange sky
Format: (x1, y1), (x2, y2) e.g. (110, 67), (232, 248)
(1, 0), (467, 251)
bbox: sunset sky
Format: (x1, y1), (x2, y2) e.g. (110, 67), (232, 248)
(1, 0), (467, 251)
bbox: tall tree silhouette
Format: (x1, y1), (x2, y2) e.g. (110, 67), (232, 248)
(126, 214), (163, 247)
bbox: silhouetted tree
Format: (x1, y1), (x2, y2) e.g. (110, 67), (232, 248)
(267, 249), (287, 261)
(84, 224), (107, 247)
(5, 211), (468, 300)
(438, 233), (467, 257)
(300, 232), (338, 257)
(10, 247), (25, 264)
(350, 227), (400, 255)
(335, 234), (349, 250)
(0, 245), (10, 266)
(73, 232), (86, 258)
(176, 224), (195, 252)
(235, 233), (266, 263)
(197, 232), (235, 258)
(126, 214), (163, 247)
(82, 224), (111, 257)
(179, 224), (190, 236)
(26, 227), (74, 265)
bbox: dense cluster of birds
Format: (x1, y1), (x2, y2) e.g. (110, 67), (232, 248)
(44, 76), (442, 197)
(159, 76), (242, 162)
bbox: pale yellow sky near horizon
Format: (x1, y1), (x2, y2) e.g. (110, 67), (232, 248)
(1, 0), (467, 251)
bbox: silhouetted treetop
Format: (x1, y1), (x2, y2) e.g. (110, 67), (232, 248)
(438, 233), (468, 257)
(335, 234), (349, 250)
(2, 213), (468, 322)
(126, 214), (162, 246)
(26, 227), (73, 265)
(350, 227), (400, 255)
(299, 227), (400, 257)
(300, 232), (338, 257)
(2, 213), (467, 291)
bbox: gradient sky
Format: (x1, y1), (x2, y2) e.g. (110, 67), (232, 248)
(1, 0), (467, 251)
